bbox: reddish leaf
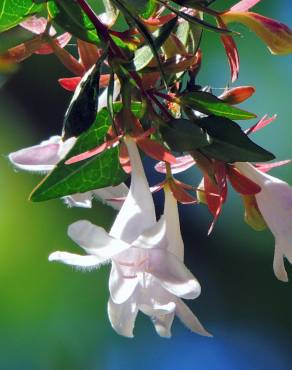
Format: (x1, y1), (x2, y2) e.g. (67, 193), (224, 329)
(245, 114), (277, 134)
(137, 138), (177, 164)
(77, 39), (101, 70)
(169, 180), (197, 204)
(219, 86), (255, 105)
(227, 166), (261, 195)
(221, 34), (240, 82)
(58, 77), (82, 91)
(35, 33), (72, 55)
(65, 136), (122, 165)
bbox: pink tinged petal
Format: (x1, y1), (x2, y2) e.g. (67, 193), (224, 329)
(63, 192), (93, 208)
(222, 12), (292, 55)
(273, 244), (288, 283)
(230, 0), (262, 12)
(176, 299), (212, 337)
(68, 220), (130, 261)
(164, 188), (184, 260)
(155, 155), (195, 174)
(255, 160), (292, 173)
(110, 138), (156, 243)
(8, 135), (63, 172)
(107, 298), (138, 338)
(132, 218), (167, 250)
(93, 183), (129, 210)
(150, 250), (201, 299)
(48, 251), (101, 270)
(151, 312), (175, 338)
(20, 16), (48, 34)
(109, 262), (139, 304)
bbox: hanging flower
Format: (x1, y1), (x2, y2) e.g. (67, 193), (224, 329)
(49, 137), (210, 337)
(221, 1), (292, 55)
(8, 135), (127, 209)
(236, 162), (292, 282)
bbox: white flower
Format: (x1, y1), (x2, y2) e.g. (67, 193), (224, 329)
(236, 162), (292, 282)
(9, 135), (127, 209)
(50, 137), (211, 337)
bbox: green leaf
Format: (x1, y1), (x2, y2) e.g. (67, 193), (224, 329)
(197, 116), (275, 162)
(156, 0), (231, 34)
(125, 16), (178, 71)
(63, 61), (103, 138)
(47, 0), (100, 44)
(0, 0), (43, 33)
(160, 118), (210, 152)
(30, 102), (142, 202)
(112, 0), (167, 84)
(180, 91), (257, 120)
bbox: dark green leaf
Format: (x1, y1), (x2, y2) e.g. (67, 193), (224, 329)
(181, 91), (256, 120)
(0, 0), (43, 33)
(30, 108), (126, 202)
(156, 0), (231, 34)
(197, 116), (275, 162)
(160, 118), (210, 152)
(63, 60), (103, 138)
(30, 102), (142, 202)
(47, 0), (100, 44)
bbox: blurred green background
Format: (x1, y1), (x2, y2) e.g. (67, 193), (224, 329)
(1, 1), (292, 369)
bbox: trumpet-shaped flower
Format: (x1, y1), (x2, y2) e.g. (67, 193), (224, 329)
(221, 1), (292, 55)
(49, 138), (210, 337)
(8, 135), (127, 209)
(236, 162), (292, 282)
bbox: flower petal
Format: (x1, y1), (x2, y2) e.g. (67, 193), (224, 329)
(132, 217), (167, 250)
(230, 0), (261, 12)
(150, 250), (201, 299)
(110, 138), (156, 243)
(63, 192), (93, 208)
(109, 262), (139, 304)
(8, 136), (63, 172)
(155, 155), (195, 174)
(68, 220), (130, 261)
(93, 183), (129, 210)
(273, 244), (288, 282)
(107, 298), (138, 338)
(48, 251), (101, 269)
(176, 299), (212, 337)
(151, 312), (175, 338)
(164, 188), (184, 259)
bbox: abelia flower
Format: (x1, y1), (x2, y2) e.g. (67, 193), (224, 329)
(236, 162), (292, 282)
(8, 135), (127, 209)
(221, 1), (292, 55)
(49, 137), (210, 337)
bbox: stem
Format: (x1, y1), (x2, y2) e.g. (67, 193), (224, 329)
(76, 0), (110, 41)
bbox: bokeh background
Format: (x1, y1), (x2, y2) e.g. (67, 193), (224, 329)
(1, 1), (292, 369)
